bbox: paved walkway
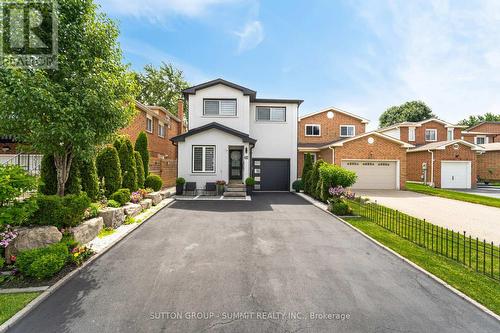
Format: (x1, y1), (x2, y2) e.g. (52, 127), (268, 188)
(357, 190), (500, 244)
(7, 193), (500, 332)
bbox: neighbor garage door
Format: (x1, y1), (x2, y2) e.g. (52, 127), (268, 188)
(441, 161), (471, 189)
(253, 159), (290, 191)
(341, 160), (398, 189)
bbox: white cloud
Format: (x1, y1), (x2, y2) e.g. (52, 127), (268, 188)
(235, 20), (264, 52)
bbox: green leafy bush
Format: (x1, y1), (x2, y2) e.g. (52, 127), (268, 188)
(134, 151), (145, 188)
(33, 193), (91, 228)
(84, 203), (101, 219)
(109, 189), (131, 206)
(96, 146), (122, 196)
(39, 155), (57, 195)
(0, 256), (5, 268)
(118, 139), (137, 191)
(329, 200), (352, 216)
(80, 158), (99, 201)
(292, 179), (303, 192)
(318, 164), (357, 202)
(245, 177), (255, 186)
(145, 174), (162, 191)
(107, 199), (121, 208)
(135, 131), (149, 176)
(176, 177), (185, 185)
(302, 153), (314, 194)
(309, 160), (325, 200)
(16, 243), (68, 279)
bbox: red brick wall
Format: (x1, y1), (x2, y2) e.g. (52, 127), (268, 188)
(0, 142), (17, 154)
(470, 123), (500, 133)
(461, 133), (499, 144)
(414, 120), (449, 145)
(331, 135), (407, 189)
(407, 144), (477, 188)
(150, 157), (177, 187)
(297, 149), (332, 177)
(477, 151), (500, 181)
(298, 111), (366, 145)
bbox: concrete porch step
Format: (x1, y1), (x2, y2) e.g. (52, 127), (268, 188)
(227, 183), (245, 189)
(223, 191), (246, 197)
(226, 187), (246, 192)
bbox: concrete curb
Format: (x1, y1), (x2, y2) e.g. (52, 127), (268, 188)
(0, 286), (49, 294)
(0, 198), (176, 333)
(294, 192), (500, 323)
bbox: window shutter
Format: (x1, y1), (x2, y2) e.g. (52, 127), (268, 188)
(204, 100), (219, 115)
(205, 147), (215, 171)
(193, 147), (203, 171)
(220, 100), (236, 115)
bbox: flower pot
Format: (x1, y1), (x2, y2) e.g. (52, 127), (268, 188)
(176, 184), (184, 195)
(246, 185), (253, 195)
(216, 185), (225, 195)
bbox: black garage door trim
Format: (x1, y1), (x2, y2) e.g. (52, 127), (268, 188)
(252, 158), (290, 191)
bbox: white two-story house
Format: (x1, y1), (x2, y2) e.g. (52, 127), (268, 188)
(171, 79), (302, 191)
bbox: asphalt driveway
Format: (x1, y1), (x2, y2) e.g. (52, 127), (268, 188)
(456, 185), (500, 199)
(7, 193), (500, 333)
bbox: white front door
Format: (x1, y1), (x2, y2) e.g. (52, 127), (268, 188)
(441, 161), (471, 189)
(341, 160), (399, 189)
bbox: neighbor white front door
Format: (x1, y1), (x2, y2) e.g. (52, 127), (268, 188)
(441, 161), (471, 189)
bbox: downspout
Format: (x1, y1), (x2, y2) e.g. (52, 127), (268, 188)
(427, 149), (435, 187)
(329, 146), (335, 164)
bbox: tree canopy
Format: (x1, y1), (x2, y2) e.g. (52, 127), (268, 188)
(458, 113), (500, 128)
(136, 62), (189, 116)
(379, 101), (435, 128)
(0, 0), (138, 195)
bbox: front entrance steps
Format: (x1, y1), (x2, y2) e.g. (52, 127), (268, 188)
(224, 182), (246, 198)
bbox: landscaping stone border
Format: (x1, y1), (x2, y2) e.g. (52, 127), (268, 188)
(294, 192), (500, 323)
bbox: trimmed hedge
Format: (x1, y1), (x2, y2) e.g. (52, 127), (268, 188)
(33, 193), (91, 228)
(80, 158), (99, 201)
(134, 151), (145, 188)
(318, 164), (357, 202)
(96, 146), (122, 196)
(109, 189), (131, 206)
(145, 174), (163, 191)
(134, 131), (149, 177)
(16, 243), (68, 280)
(118, 139), (137, 191)
(302, 153), (313, 194)
(292, 179), (303, 192)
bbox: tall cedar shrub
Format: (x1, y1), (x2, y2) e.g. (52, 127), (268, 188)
(39, 155), (57, 195)
(134, 131), (149, 177)
(302, 153), (313, 194)
(310, 160), (325, 200)
(65, 157), (81, 195)
(79, 158), (99, 201)
(96, 146), (122, 196)
(134, 151), (145, 188)
(118, 139), (137, 191)
(318, 164), (357, 202)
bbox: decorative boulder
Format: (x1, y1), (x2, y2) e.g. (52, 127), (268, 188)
(159, 190), (172, 200)
(9, 226), (62, 253)
(70, 217), (103, 244)
(145, 192), (162, 205)
(123, 203), (142, 217)
(98, 207), (125, 228)
(140, 199), (152, 210)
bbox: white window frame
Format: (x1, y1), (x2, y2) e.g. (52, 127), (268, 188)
(340, 125), (355, 137)
(408, 127), (416, 141)
(305, 124), (321, 136)
(203, 99), (237, 117)
(256, 106), (286, 122)
(475, 136), (487, 145)
(447, 128), (454, 141)
(146, 115), (153, 133)
(192, 145), (216, 173)
(158, 122), (165, 138)
(425, 129), (437, 142)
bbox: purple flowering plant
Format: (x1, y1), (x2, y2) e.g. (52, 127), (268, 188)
(0, 226), (17, 248)
(130, 191), (142, 204)
(328, 186), (355, 200)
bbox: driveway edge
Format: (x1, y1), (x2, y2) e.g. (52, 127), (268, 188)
(294, 192), (500, 322)
(0, 198), (176, 333)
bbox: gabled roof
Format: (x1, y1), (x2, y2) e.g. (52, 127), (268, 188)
(135, 101), (170, 123)
(463, 121), (500, 132)
(407, 139), (485, 153)
(378, 118), (466, 132)
(323, 131), (414, 149)
(146, 105), (182, 123)
(182, 78), (256, 99)
(480, 143), (500, 151)
(170, 122), (257, 144)
(299, 107), (369, 123)
(253, 98), (303, 105)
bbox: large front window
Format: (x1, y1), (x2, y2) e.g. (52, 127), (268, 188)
(425, 129), (437, 141)
(192, 146), (215, 173)
(305, 124), (320, 136)
(256, 106), (286, 122)
(204, 99), (237, 116)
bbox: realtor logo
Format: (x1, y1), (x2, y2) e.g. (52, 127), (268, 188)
(0, 0), (58, 69)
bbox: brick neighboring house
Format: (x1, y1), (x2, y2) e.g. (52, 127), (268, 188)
(461, 122), (500, 145)
(119, 100), (186, 187)
(476, 143), (500, 182)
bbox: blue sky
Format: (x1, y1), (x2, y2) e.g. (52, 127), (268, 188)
(97, 0), (500, 129)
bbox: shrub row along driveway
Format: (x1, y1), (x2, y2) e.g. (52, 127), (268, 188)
(8, 193), (500, 333)
(357, 190), (500, 244)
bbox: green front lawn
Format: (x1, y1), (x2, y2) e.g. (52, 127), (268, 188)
(406, 182), (500, 208)
(0, 292), (40, 324)
(344, 218), (500, 315)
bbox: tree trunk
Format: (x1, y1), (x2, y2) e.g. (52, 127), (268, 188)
(54, 150), (73, 196)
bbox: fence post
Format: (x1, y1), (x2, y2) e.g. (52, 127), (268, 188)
(469, 235), (471, 268)
(451, 230), (454, 260)
(483, 239), (486, 274)
(446, 228), (448, 257)
(463, 231), (466, 265)
(491, 241), (494, 278)
(476, 237), (479, 272)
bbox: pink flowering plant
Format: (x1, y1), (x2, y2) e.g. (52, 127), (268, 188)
(130, 191), (142, 204)
(328, 186), (355, 200)
(0, 226), (17, 248)
(327, 186), (355, 216)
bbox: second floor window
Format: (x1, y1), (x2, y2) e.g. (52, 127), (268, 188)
(204, 99), (237, 116)
(475, 136), (486, 145)
(408, 127), (416, 141)
(305, 125), (321, 136)
(447, 128), (454, 141)
(256, 106), (286, 122)
(146, 116), (153, 133)
(340, 125), (355, 137)
(158, 122), (165, 138)
(425, 129), (437, 141)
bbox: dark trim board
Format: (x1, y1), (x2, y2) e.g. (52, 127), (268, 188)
(171, 122), (257, 144)
(252, 158), (290, 191)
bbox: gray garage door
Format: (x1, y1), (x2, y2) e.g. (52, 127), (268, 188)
(253, 159), (290, 191)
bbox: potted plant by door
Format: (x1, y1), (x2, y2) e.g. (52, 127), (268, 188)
(215, 180), (226, 195)
(245, 177), (255, 195)
(176, 177), (185, 195)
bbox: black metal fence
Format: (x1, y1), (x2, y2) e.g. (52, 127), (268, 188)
(349, 199), (500, 282)
(0, 154), (43, 176)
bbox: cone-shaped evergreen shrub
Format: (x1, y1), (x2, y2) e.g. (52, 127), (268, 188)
(302, 153), (313, 194)
(118, 139), (137, 191)
(96, 146), (122, 196)
(80, 158), (99, 201)
(134, 131), (149, 177)
(134, 151), (145, 188)
(39, 154), (57, 195)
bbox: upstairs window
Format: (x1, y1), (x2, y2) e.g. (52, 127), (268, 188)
(340, 125), (355, 137)
(475, 136), (487, 145)
(192, 146), (215, 173)
(204, 99), (237, 116)
(447, 128), (454, 141)
(305, 124), (321, 136)
(146, 116), (153, 133)
(408, 127), (416, 141)
(158, 122), (165, 138)
(256, 106), (286, 122)
(425, 129), (437, 141)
